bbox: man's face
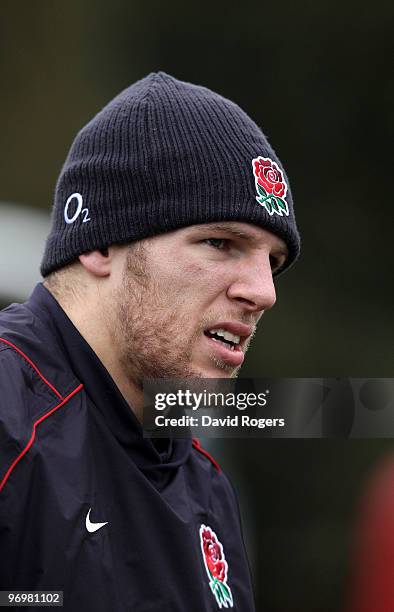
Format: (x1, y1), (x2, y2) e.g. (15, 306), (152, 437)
(108, 222), (287, 386)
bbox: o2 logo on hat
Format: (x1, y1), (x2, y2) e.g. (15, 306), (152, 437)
(64, 192), (91, 224)
(252, 156), (289, 217)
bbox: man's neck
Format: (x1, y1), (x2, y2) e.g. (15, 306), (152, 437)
(47, 287), (144, 421)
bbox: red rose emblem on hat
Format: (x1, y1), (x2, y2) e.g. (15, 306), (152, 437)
(252, 156), (289, 217)
(199, 524), (233, 608)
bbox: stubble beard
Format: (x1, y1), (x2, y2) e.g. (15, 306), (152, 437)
(108, 245), (205, 390)
(107, 244), (245, 390)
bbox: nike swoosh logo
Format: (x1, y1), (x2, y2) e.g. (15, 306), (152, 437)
(85, 507), (108, 533)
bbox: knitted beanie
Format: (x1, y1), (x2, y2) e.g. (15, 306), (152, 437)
(40, 72), (300, 277)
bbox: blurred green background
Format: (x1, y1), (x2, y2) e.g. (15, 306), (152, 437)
(1, 1), (393, 610)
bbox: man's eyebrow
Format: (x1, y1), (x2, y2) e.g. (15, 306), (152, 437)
(197, 224), (259, 242)
(196, 223), (288, 256)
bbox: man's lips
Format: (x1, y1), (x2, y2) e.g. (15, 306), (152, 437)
(203, 321), (255, 367)
(204, 333), (245, 366)
(204, 322), (254, 348)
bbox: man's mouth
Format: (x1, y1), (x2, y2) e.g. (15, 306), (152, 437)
(203, 322), (254, 367)
(204, 328), (240, 351)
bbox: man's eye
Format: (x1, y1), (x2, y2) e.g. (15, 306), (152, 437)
(204, 238), (227, 249)
(269, 255), (281, 273)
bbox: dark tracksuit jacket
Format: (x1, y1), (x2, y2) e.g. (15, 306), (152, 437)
(0, 283), (255, 611)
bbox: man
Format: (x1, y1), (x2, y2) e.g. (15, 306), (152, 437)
(0, 72), (300, 610)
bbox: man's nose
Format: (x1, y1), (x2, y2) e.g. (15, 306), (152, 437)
(226, 254), (277, 313)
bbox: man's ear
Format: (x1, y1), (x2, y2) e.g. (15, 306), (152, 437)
(79, 249), (112, 277)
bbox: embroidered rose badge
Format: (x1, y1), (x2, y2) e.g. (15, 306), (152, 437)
(252, 156), (289, 216)
(199, 524), (233, 609)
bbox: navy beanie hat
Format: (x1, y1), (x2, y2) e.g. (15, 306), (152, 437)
(40, 72), (300, 277)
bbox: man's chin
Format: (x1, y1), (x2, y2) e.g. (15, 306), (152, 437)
(128, 356), (240, 383)
(191, 358), (241, 379)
